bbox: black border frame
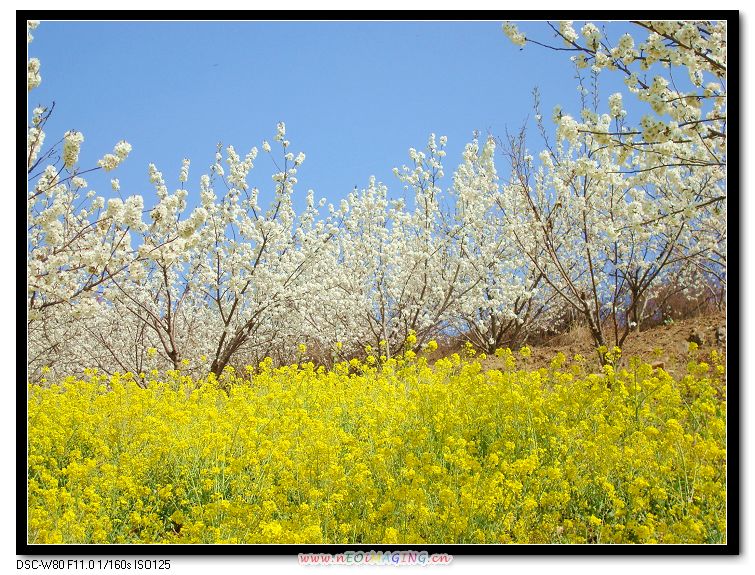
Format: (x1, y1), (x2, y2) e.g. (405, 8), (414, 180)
(18, 9), (740, 557)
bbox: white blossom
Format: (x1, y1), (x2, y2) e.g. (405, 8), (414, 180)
(98, 154), (120, 172)
(179, 158), (190, 183)
(63, 131), (84, 168)
(27, 58), (41, 91)
(559, 21), (578, 44)
(27, 20), (40, 44)
(114, 140), (132, 160)
(502, 21), (526, 46)
(608, 92), (624, 117)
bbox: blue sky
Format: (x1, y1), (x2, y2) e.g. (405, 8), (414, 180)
(29, 20), (638, 211)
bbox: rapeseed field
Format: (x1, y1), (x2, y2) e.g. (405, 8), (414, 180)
(27, 345), (726, 544)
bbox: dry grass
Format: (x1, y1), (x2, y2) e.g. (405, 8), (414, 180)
(481, 309), (726, 378)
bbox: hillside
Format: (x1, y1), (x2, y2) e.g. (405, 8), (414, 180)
(481, 310), (727, 378)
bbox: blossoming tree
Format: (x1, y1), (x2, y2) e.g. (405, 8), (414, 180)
(498, 20), (727, 352)
(26, 19), (727, 380)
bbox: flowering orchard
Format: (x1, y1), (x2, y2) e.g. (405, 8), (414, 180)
(26, 20), (728, 544)
(27, 20), (726, 378)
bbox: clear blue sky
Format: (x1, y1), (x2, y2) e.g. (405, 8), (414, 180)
(29, 20), (636, 211)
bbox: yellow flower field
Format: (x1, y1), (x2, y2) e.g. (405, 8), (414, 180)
(27, 349), (727, 544)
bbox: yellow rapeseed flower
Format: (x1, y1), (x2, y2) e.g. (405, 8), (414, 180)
(26, 347), (726, 544)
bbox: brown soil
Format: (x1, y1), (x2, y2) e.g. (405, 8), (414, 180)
(480, 310), (727, 378)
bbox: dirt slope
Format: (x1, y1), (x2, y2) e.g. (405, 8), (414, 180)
(481, 310), (727, 378)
